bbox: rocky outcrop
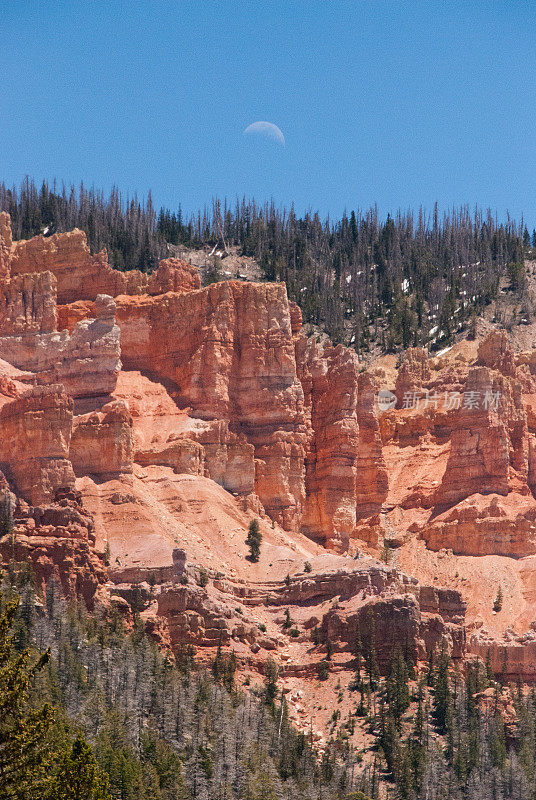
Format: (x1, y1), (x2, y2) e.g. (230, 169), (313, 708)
(135, 435), (203, 476)
(477, 329), (516, 377)
(152, 257), (201, 294)
(9, 218), (536, 706)
(70, 400), (134, 477)
(261, 562), (416, 606)
(157, 584), (259, 648)
(319, 579), (466, 671)
(0, 294), (121, 402)
(298, 340), (359, 550)
(434, 366), (528, 509)
(112, 371), (256, 492)
(0, 385), (75, 504)
(0, 212), (12, 280)
(322, 593), (423, 669)
(354, 373), (389, 519)
(187, 420), (255, 492)
(424, 493), (536, 557)
(297, 340), (388, 550)
(0, 271), (57, 334)
(395, 347), (430, 406)
(11, 229), (200, 303)
(116, 281), (308, 529)
(0, 487), (107, 605)
(10, 229), (110, 303)
(470, 626), (536, 681)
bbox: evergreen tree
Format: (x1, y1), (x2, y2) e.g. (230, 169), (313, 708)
(0, 593), (54, 799)
(493, 585), (504, 613)
(432, 648), (453, 737)
(246, 519), (262, 562)
(386, 649), (410, 725)
(47, 733), (111, 800)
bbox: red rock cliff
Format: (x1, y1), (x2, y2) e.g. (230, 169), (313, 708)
(115, 281), (308, 529)
(11, 229), (200, 303)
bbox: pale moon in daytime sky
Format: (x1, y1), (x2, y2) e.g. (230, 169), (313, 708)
(243, 121), (285, 146)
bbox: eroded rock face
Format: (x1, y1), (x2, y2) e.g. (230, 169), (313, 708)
(0, 487), (107, 605)
(135, 436), (204, 476)
(424, 494), (536, 557)
(116, 281), (308, 529)
(395, 347), (431, 406)
(318, 576), (466, 672)
(8, 218), (536, 701)
(297, 340), (388, 551)
(434, 366), (528, 509)
(0, 212), (12, 280)
(157, 584), (263, 648)
(187, 420), (255, 492)
(55, 281), (394, 543)
(70, 400), (134, 478)
(112, 371), (256, 495)
(0, 271), (57, 334)
(298, 340), (359, 550)
(470, 628), (536, 681)
(322, 593), (424, 669)
(153, 257), (201, 294)
(355, 373), (389, 519)
(0, 214), (55, 334)
(477, 329), (516, 377)
(0, 294), (121, 401)
(320, 590), (466, 672)
(10, 229), (110, 303)
(11, 229), (200, 303)
(0, 385), (75, 504)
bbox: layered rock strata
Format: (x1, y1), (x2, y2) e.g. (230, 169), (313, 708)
(0, 212), (12, 279)
(0, 385), (75, 504)
(10, 229), (201, 303)
(115, 281), (308, 529)
(70, 400), (134, 478)
(0, 294), (121, 402)
(0, 485), (106, 604)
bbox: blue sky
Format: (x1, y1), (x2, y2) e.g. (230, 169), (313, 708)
(2, 0), (536, 225)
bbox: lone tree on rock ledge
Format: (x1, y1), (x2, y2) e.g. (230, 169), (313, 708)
(246, 519), (262, 562)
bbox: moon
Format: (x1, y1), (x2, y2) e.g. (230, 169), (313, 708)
(243, 121), (285, 146)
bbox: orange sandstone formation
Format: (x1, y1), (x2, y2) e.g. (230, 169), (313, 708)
(0, 385), (75, 504)
(11, 228), (200, 303)
(7, 210), (536, 693)
(0, 484), (106, 605)
(115, 281), (308, 529)
(70, 400), (134, 478)
(0, 212), (12, 279)
(0, 271), (57, 334)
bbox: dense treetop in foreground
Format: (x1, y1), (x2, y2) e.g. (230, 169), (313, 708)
(2, 178), (535, 352)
